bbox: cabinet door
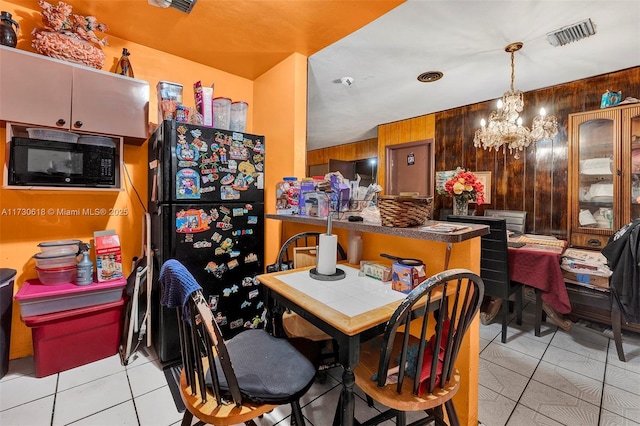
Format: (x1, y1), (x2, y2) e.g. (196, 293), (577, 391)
(0, 47), (72, 128)
(71, 69), (149, 140)
(568, 109), (618, 249)
(623, 106), (640, 222)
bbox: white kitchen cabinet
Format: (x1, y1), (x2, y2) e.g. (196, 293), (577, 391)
(0, 45), (148, 144)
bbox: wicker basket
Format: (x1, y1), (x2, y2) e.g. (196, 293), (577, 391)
(378, 196), (433, 227)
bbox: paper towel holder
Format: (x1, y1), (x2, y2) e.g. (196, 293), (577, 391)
(309, 213), (346, 280)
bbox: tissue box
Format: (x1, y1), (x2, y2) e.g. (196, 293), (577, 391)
(391, 263), (427, 294)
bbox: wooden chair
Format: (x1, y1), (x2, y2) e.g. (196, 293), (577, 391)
(483, 209), (527, 234)
(447, 216), (523, 343)
(270, 232), (346, 374)
(159, 259), (316, 426)
(353, 269), (484, 426)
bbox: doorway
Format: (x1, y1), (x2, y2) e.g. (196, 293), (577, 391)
(385, 139), (434, 196)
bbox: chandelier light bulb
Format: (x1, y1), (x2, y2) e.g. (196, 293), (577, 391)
(473, 42), (559, 159)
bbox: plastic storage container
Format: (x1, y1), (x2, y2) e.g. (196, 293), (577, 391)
(37, 239), (81, 255)
(22, 298), (125, 377)
(213, 97), (231, 130)
(157, 81), (183, 123)
(33, 252), (77, 269)
(35, 265), (76, 285)
(230, 101), (248, 132)
(275, 177), (300, 214)
(14, 278), (126, 317)
(0, 268), (16, 379)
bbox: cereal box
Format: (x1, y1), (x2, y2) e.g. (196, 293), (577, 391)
(94, 230), (124, 282)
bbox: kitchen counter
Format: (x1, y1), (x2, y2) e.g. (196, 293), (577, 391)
(266, 214), (489, 243)
(267, 213), (486, 426)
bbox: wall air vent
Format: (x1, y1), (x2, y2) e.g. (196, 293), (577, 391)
(170, 0), (197, 13)
(546, 18), (596, 47)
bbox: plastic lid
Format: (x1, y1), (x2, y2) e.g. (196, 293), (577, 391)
(14, 277), (126, 301)
(231, 101), (249, 106)
(0, 268), (16, 287)
(38, 239), (81, 248)
(34, 252), (77, 260)
(283, 177), (298, 181)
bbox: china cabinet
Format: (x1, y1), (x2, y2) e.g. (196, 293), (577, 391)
(568, 104), (640, 249)
(0, 46), (149, 144)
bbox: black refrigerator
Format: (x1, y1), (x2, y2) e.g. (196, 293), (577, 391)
(148, 120), (265, 363)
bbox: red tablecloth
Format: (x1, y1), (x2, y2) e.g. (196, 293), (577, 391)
(508, 246), (571, 314)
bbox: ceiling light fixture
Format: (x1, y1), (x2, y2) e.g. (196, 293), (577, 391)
(547, 18), (596, 47)
(473, 42), (558, 159)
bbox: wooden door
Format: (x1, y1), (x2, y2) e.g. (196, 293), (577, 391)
(385, 140), (434, 196)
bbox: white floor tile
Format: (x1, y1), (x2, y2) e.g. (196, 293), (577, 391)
(600, 408), (640, 426)
(135, 385), (183, 426)
(605, 363), (640, 397)
(53, 371), (132, 426)
(126, 359), (167, 397)
(57, 354), (126, 391)
(532, 361), (602, 406)
(480, 341), (540, 378)
(0, 372), (57, 411)
(602, 383), (640, 423)
(506, 403), (564, 426)
(0, 356), (35, 383)
(519, 380), (600, 426)
(0, 395), (54, 426)
(478, 384), (517, 426)
(72, 400), (139, 426)
(479, 358), (529, 401)
(542, 345), (606, 382)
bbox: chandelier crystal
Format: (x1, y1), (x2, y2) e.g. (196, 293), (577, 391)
(474, 42), (558, 159)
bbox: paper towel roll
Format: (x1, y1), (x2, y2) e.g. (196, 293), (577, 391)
(316, 234), (337, 275)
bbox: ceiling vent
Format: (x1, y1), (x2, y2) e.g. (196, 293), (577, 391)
(170, 0), (198, 13)
(148, 0), (197, 13)
(546, 18), (596, 47)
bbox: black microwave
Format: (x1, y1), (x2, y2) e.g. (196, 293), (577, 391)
(8, 137), (117, 188)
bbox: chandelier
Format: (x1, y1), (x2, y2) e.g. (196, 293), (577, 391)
(473, 42), (558, 159)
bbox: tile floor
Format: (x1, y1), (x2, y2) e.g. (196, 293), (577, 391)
(1, 300), (639, 426)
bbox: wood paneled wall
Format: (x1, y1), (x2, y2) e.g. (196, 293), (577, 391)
(436, 66), (640, 237)
(308, 66), (640, 238)
(307, 137), (377, 166)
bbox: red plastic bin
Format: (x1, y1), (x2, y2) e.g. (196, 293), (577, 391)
(23, 298), (125, 378)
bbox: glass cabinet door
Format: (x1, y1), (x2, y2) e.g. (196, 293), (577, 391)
(623, 106), (640, 222)
(575, 116), (616, 232)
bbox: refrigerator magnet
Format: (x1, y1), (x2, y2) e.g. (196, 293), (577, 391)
(176, 169), (200, 199)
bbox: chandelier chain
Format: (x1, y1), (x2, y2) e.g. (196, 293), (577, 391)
(473, 42), (559, 159)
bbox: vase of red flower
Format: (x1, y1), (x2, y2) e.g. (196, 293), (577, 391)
(440, 169), (485, 215)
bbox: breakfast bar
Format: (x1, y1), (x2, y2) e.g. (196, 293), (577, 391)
(266, 214), (488, 426)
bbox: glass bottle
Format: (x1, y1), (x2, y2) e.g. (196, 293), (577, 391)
(115, 48), (134, 78)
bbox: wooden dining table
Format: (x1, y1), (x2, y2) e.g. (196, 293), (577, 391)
(258, 264), (440, 426)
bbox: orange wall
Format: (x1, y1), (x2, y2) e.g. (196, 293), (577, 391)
(0, 0), (302, 359)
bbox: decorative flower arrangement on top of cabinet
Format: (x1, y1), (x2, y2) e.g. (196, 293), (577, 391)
(568, 103), (640, 249)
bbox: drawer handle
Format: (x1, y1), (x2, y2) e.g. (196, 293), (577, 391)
(587, 239), (602, 247)
(56, 119), (66, 126)
(74, 120), (83, 128)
